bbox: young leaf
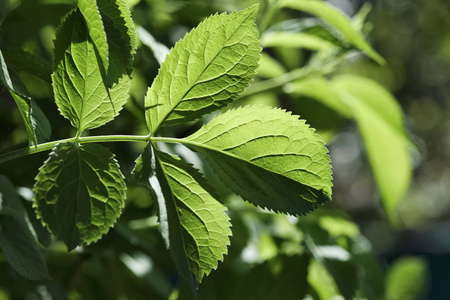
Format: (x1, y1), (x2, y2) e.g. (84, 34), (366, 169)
(33, 142), (126, 250)
(332, 75), (411, 223)
(133, 144), (231, 292)
(278, 0), (384, 64)
(183, 105), (333, 216)
(52, 10), (131, 132)
(145, 5), (261, 135)
(261, 31), (334, 51)
(0, 175), (50, 281)
(0, 49), (51, 145)
(76, 0), (109, 75)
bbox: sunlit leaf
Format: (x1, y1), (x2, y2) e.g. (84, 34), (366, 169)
(332, 75), (411, 223)
(145, 5), (261, 134)
(256, 53), (286, 78)
(279, 0), (384, 64)
(261, 31), (334, 51)
(52, 10), (131, 132)
(137, 26), (169, 65)
(386, 257), (428, 300)
(33, 142), (126, 250)
(184, 105), (333, 216)
(0, 175), (50, 281)
(133, 144), (231, 292)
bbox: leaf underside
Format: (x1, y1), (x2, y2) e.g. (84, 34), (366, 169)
(145, 5), (261, 134)
(133, 144), (231, 292)
(185, 105), (333, 216)
(33, 142), (126, 250)
(52, 9), (132, 132)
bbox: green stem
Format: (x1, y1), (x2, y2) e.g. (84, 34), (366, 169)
(242, 67), (311, 98)
(0, 134), (161, 165)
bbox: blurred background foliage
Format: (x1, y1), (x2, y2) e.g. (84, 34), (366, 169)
(0, 0), (449, 299)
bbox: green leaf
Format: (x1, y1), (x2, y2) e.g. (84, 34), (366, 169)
(287, 76), (351, 118)
(52, 10), (131, 132)
(137, 26), (169, 65)
(257, 53), (286, 78)
(96, 0), (137, 81)
(184, 105), (333, 216)
(33, 142), (126, 250)
(0, 49), (51, 145)
(332, 75), (411, 223)
(261, 31), (335, 51)
(76, 0), (109, 75)
(0, 175), (50, 281)
(0, 48), (52, 83)
(278, 0), (384, 64)
(145, 5), (261, 135)
(134, 144), (231, 292)
(386, 257), (428, 300)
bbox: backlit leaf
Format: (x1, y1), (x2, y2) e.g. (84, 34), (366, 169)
(0, 175), (50, 281)
(52, 10), (131, 132)
(261, 31), (334, 51)
(279, 0), (384, 64)
(33, 142), (126, 250)
(133, 144), (231, 292)
(184, 105), (333, 216)
(76, 0), (109, 75)
(332, 75), (411, 223)
(145, 5), (261, 134)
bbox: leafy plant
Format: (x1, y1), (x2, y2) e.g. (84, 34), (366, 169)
(0, 0), (424, 299)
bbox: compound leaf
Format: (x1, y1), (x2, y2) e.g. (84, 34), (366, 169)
(279, 0), (384, 64)
(52, 10), (131, 132)
(133, 144), (231, 292)
(33, 142), (126, 250)
(184, 106), (333, 216)
(0, 175), (50, 281)
(145, 5), (261, 135)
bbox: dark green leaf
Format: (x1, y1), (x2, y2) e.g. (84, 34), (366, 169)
(33, 142), (126, 250)
(0, 175), (50, 281)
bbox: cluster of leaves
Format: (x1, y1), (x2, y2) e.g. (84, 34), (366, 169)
(0, 0), (427, 299)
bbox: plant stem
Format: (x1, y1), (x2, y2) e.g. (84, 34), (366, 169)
(242, 67), (311, 98)
(0, 135), (160, 165)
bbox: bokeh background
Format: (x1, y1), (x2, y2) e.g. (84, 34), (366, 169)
(0, 0), (449, 299)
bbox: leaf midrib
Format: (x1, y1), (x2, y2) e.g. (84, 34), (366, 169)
(153, 11), (254, 133)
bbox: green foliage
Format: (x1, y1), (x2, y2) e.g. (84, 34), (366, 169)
(0, 176), (50, 281)
(144, 5), (261, 134)
(184, 105), (332, 215)
(386, 257), (428, 300)
(33, 142), (126, 250)
(0, 0), (422, 298)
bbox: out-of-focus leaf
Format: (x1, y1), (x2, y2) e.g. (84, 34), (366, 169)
(332, 75), (411, 223)
(184, 106), (333, 216)
(33, 142), (126, 250)
(386, 257), (428, 300)
(257, 53), (286, 78)
(261, 31), (334, 51)
(1, 49), (52, 83)
(0, 175), (50, 281)
(137, 26), (170, 65)
(287, 76), (351, 118)
(144, 5), (261, 134)
(278, 0), (384, 64)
